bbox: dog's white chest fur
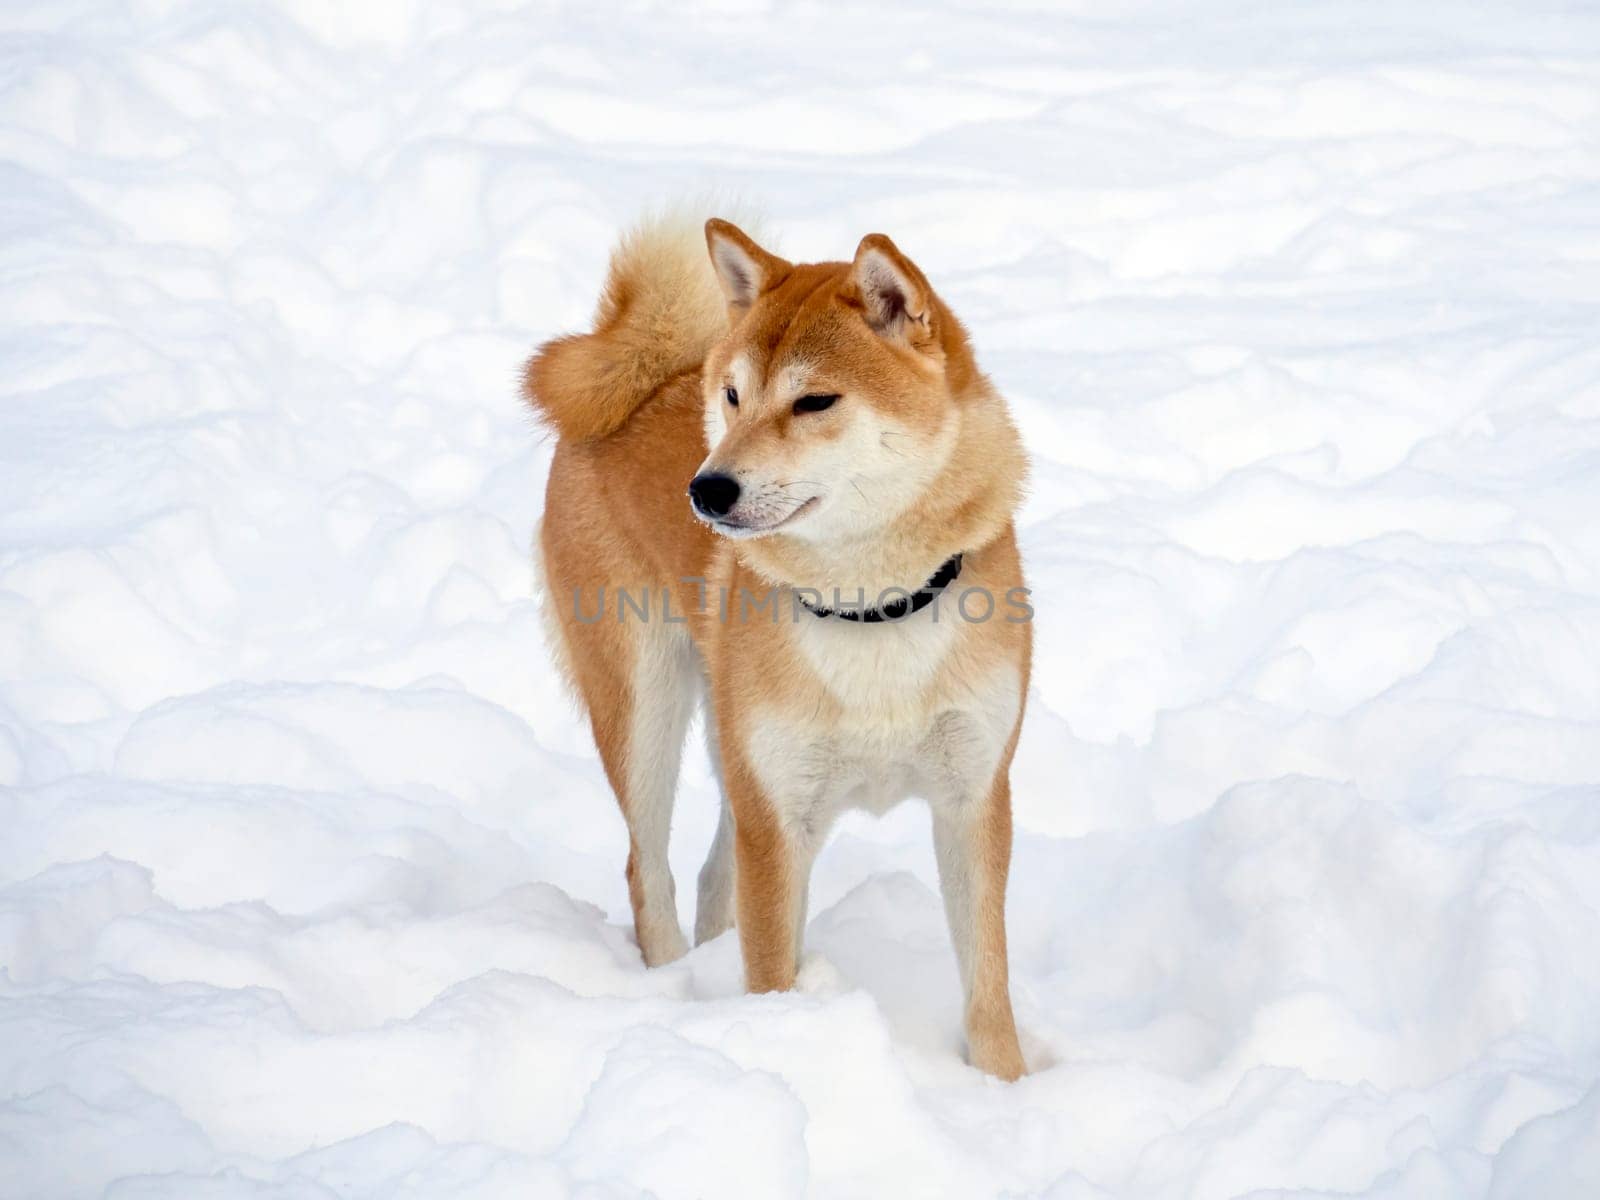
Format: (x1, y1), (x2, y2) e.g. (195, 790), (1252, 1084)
(744, 612), (1020, 831)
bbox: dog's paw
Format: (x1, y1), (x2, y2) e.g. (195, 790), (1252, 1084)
(967, 1015), (1027, 1081)
(795, 951), (846, 994)
(971, 1041), (1027, 1082)
(637, 922), (689, 968)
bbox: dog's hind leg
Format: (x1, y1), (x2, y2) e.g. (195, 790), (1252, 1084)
(694, 712), (737, 945)
(612, 618), (697, 965)
(546, 568), (695, 967)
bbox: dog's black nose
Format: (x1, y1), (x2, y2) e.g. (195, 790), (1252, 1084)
(688, 472), (740, 519)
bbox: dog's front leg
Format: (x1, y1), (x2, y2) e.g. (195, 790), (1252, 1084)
(932, 770), (1026, 1080)
(729, 783), (807, 992)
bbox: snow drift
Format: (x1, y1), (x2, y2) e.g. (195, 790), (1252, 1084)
(2, 1), (1600, 1196)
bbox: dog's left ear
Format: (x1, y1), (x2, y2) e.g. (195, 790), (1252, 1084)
(851, 233), (939, 354)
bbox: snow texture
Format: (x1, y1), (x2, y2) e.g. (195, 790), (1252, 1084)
(4, 1), (1600, 1196)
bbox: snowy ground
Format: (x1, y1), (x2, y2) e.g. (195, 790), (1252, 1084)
(4, 1), (1600, 1196)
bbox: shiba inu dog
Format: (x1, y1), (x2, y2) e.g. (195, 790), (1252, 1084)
(525, 215), (1031, 1079)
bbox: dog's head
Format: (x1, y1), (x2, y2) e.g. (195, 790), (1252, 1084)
(688, 220), (978, 543)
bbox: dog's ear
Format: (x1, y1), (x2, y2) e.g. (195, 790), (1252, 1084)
(851, 233), (938, 354)
(705, 219), (788, 316)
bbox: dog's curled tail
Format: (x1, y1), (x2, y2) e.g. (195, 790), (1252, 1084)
(523, 214), (727, 442)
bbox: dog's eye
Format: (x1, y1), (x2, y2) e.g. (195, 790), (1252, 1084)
(793, 393), (839, 415)
(724, 386), (738, 408)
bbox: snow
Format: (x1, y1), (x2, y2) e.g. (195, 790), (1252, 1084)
(3, 0), (1600, 1195)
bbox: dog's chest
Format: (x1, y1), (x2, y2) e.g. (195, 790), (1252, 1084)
(744, 616), (1020, 820)
(788, 604), (959, 723)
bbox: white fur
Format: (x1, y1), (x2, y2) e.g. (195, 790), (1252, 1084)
(743, 613), (1023, 967)
(783, 402), (955, 542)
(621, 619), (698, 964)
(702, 351), (753, 448)
(694, 711), (737, 945)
(698, 389), (960, 546)
(773, 359), (815, 400)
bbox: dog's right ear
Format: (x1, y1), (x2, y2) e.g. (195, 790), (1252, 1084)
(705, 219), (788, 316)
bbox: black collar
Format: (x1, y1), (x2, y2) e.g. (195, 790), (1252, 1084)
(796, 553), (965, 623)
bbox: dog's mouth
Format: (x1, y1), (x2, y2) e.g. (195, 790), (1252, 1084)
(706, 495), (820, 539)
